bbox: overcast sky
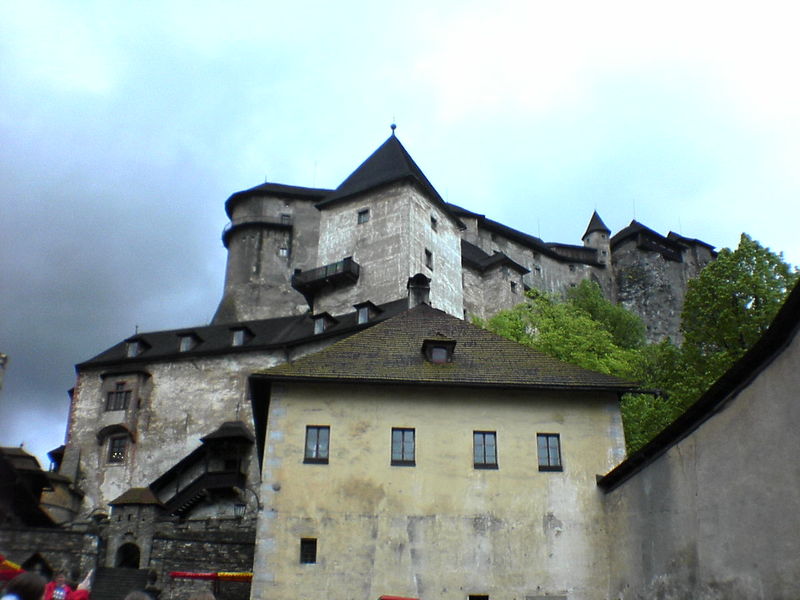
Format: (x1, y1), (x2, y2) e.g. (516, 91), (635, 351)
(2, 1), (800, 466)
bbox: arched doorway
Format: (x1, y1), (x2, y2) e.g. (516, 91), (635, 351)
(115, 543), (140, 568)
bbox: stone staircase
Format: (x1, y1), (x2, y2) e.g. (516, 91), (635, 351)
(90, 567), (151, 600)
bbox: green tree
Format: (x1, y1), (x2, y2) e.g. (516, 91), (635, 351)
(679, 233), (798, 401)
(566, 280), (646, 349)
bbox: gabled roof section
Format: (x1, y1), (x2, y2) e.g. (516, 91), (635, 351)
(598, 279), (800, 492)
(255, 304), (636, 392)
(109, 487), (163, 506)
(77, 298), (409, 369)
(582, 211), (610, 239)
(318, 134), (465, 228)
(461, 240), (529, 274)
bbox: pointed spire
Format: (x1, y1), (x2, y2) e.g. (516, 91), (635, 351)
(582, 210), (610, 240)
(319, 134), (444, 207)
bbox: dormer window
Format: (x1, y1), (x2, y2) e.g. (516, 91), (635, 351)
(357, 209), (370, 224)
(126, 340), (143, 358)
(422, 338), (456, 364)
(313, 313), (337, 335)
(353, 301), (381, 325)
(231, 327), (252, 347)
(178, 333), (199, 352)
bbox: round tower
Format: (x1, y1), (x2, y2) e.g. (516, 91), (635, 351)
(212, 184), (325, 324)
(582, 211), (611, 265)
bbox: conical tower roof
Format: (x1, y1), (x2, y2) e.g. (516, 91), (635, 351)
(317, 133), (461, 229)
(582, 211), (611, 240)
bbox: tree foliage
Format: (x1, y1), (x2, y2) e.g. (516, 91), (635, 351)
(479, 237), (798, 454)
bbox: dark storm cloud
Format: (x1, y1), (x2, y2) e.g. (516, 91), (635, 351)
(2, 1), (799, 465)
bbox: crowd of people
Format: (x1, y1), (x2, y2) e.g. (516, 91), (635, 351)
(0, 571), (215, 600)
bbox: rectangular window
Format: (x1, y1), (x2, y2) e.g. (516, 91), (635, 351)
(391, 428), (415, 466)
(280, 213), (291, 225)
(430, 215), (438, 231)
(469, 595), (489, 600)
(106, 383), (131, 411)
(179, 335), (195, 352)
(300, 538), (317, 564)
(424, 248), (433, 270)
(304, 426), (330, 464)
(357, 209), (370, 224)
(313, 317), (325, 335)
(537, 433), (562, 471)
(357, 306), (370, 324)
(108, 436), (127, 463)
(473, 431), (498, 469)
(278, 246), (290, 257)
(510, 281), (518, 294)
(231, 329), (247, 346)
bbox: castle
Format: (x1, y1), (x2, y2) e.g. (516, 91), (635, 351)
(7, 133), (793, 600)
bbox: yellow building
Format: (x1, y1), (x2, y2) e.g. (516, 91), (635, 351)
(250, 303), (635, 600)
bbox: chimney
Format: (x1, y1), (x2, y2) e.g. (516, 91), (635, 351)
(407, 273), (431, 309)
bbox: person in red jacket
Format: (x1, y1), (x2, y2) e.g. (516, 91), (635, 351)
(43, 573), (71, 600)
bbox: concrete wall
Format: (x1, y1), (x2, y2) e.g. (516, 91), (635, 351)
(604, 325), (800, 599)
(253, 382), (626, 600)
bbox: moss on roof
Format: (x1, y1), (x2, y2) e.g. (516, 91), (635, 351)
(257, 304), (636, 392)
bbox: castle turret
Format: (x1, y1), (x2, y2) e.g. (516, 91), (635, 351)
(212, 183), (327, 323)
(582, 211), (611, 265)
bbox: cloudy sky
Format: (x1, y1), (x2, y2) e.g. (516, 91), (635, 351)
(2, 1), (799, 465)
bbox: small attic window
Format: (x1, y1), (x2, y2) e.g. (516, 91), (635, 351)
(313, 313), (338, 335)
(126, 341), (143, 358)
(231, 328), (252, 346)
(422, 338), (456, 364)
(354, 301), (381, 325)
(178, 334), (198, 352)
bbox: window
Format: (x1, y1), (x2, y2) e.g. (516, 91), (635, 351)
(357, 306), (370, 324)
(106, 382), (131, 411)
(231, 328), (249, 346)
(537, 433), (562, 471)
(178, 335), (196, 352)
(357, 209), (370, 224)
(568, 264), (576, 272)
(510, 281), (518, 294)
(304, 426), (330, 463)
(430, 215), (438, 231)
(300, 538), (317, 564)
(278, 246), (290, 257)
(126, 341), (141, 358)
(391, 428), (415, 466)
(108, 435), (128, 463)
(422, 338), (456, 363)
(473, 431), (497, 469)
(424, 248), (433, 270)
(469, 596), (489, 600)
(280, 213), (291, 225)
(313, 317), (325, 335)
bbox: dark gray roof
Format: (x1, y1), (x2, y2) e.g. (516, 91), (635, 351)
(109, 487), (163, 506)
(201, 421), (255, 443)
(447, 203), (601, 266)
(598, 279), (800, 491)
(256, 304), (637, 392)
(461, 240), (529, 274)
(610, 220), (686, 261)
(225, 182), (332, 218)
(78, 298), (409, 370)
(582, 211), (610, 239)
(317, 135), (465, 228)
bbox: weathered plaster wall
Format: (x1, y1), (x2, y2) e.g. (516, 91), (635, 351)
(64, 351), (286, 515)
(604, 326), (800, 599)
(253, 383), (626, 600)
(314, 183), (463, 318)
(214, 193), (320, 323)
(462, 265), (525, 321)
